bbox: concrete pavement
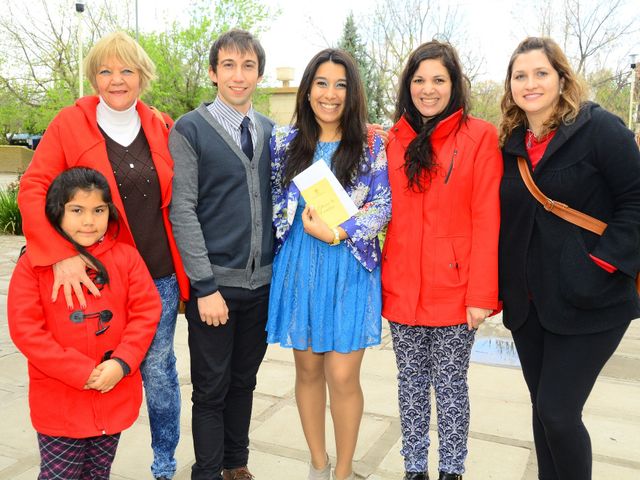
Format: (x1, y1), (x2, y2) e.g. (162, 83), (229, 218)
(0, 234), (639, 479)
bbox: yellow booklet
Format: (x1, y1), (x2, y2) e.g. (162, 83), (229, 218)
(293, 160), (358, 228)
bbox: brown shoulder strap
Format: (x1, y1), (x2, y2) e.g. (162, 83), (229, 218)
(516, 156), (607, 236)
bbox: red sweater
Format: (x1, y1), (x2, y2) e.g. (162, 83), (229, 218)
(17, 96), (189, 300)
(8, 234), (161, 437)
(382, 111), (502, 326)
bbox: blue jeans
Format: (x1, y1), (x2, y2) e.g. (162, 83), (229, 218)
(141, 274), (181, 479)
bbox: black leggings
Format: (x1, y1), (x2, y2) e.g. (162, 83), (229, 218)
(511, 304), (629, 480)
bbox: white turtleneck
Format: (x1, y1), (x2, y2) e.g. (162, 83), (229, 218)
(96, 96), (141, 147)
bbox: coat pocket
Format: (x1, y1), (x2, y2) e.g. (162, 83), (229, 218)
(434, 238), (463, 288)
(559, 231), (632, 309)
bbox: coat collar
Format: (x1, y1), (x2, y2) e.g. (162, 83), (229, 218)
(503, 102), (596, 172)
(87, 223), (118, 257)
(392, 109), (465, 145)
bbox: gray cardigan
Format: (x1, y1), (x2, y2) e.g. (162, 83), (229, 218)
(169, 103), (274, 297)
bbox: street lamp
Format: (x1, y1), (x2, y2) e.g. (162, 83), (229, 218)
(629, 53), (637, 130)
(135, 0), (139, 42)
(76, 1), (86, 98)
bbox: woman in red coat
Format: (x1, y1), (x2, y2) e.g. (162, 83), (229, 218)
(17, 32), (186, 480)
(382, 41), (502, 480)
(9, 168), (161, 479)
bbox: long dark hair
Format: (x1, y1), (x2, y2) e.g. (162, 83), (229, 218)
(45, 168), (119, 285)
(394, 41), (470, 191)
(283, 48), (368, 187)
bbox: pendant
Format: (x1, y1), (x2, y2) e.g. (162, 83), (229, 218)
(129, 163), (134, 169)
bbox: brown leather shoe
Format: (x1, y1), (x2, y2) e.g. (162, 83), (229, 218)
(222, 466), (255, 480)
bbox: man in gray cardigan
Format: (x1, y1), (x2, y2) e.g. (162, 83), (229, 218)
(169, 29), (274, 480)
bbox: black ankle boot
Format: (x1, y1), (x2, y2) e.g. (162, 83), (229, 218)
(404, 473), (428, 480)
(438, 472), (462, 480)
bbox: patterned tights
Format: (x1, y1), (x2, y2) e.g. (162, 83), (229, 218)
(390, 322), (475, 475)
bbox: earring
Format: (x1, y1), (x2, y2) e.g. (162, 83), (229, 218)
(559, 88), (563, 95)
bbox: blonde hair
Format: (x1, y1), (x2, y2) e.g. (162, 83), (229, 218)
(84, 31), (156, 94)
(499, 37), (587, 146)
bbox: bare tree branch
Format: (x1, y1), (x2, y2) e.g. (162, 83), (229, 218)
(357, 0), (480, 119)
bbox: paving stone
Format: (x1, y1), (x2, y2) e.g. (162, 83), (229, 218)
(250, 404), (391, 462)
(256, 360), (296, 397)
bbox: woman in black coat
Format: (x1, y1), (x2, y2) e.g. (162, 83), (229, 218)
(498, 36), (640, 480)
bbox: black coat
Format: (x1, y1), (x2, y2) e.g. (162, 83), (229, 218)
(499, 102), (640, 334)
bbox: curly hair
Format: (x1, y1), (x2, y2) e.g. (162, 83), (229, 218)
(499, 37), (587, 146)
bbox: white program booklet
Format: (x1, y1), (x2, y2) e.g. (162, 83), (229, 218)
(292, 160), (358, 228)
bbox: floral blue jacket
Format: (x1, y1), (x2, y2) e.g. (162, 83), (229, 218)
(271, 126), (391, 272)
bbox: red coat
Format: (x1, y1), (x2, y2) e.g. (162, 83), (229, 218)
(17, 96), (189, 300)
(8, 233), (161, 437)
(382, 110), (502, 326)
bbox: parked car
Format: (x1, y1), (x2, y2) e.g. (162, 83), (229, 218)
(6, 133), (43, 150)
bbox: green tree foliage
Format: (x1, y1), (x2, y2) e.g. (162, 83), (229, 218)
(0, 0), (275, 132)
(0, 90), (33, 144)
(0, 0), (127, 133)
(337, 13), (386, 124)
(470, 80), (503, 127)
(587, 69), (631, 124)
(140, 0), (275, 119)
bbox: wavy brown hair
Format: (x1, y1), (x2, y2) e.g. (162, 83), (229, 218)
(283, 49), (368, 188)
(394, 41), (470, 192)
(499, 37), (587, 146)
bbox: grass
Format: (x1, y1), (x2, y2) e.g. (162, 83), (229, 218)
(0, 180), (22, 235)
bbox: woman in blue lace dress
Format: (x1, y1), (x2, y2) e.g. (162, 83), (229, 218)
(267, 49), (391, 480)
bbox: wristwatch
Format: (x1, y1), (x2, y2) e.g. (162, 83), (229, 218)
(329, 228), (341, 246)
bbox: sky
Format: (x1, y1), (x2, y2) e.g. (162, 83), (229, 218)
(134, 0), (519, 85)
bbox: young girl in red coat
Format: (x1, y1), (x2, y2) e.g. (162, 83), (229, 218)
(8, 167), (161, 480)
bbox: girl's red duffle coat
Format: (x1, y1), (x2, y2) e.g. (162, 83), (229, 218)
(382, 110), (502, 326)
(8, 233), (161, 437)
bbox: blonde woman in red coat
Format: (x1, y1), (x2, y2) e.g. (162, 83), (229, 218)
(382, 41), (502, 480)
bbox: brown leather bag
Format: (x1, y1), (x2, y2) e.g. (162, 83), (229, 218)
(517, 156), (640, 293)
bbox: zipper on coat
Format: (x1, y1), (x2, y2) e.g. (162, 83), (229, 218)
(444, 149), (458, 184)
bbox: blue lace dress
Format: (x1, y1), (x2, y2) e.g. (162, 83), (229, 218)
(266, 141), (382, 353)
